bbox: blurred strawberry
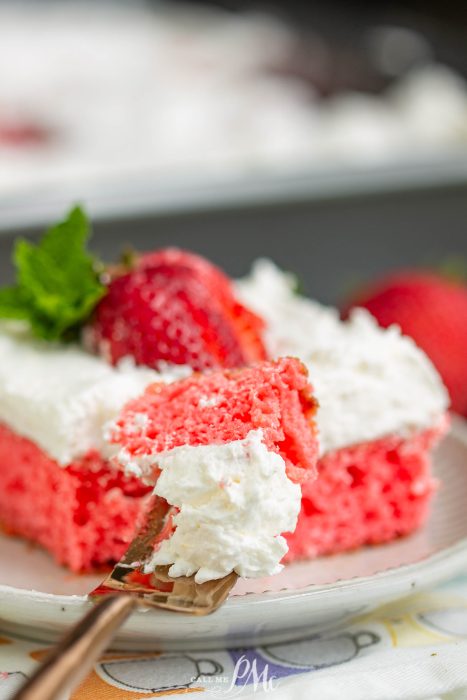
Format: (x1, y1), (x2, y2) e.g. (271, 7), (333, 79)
(346, 271), (467, 416)
(0, 119), (48, 146)
(87, 248), (267, 371)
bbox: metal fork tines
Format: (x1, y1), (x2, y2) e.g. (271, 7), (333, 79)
(92, 494), (238, 614)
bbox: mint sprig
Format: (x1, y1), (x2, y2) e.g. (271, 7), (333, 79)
(0, 206), (106, 341)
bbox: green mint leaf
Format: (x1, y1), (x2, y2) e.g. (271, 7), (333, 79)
(0, 286), (31, 319)
(0, 206), (106, 341)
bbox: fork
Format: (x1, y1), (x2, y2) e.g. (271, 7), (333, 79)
(12, 495), (238, 700)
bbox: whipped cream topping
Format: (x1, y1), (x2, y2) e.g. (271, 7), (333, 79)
(237, 260), (449, 453)
(138, 430), (301, 583)
(0, 326), (190, 464)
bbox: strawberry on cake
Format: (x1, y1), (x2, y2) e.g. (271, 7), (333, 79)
(86, 247), (267, 371)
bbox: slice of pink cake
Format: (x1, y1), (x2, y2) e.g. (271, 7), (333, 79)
(0, 227), (450, 576)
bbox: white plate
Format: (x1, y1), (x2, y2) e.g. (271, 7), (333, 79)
(0, 418), (466, 651)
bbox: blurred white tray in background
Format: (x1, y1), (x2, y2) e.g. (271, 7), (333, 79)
(1, 1), (467, 229)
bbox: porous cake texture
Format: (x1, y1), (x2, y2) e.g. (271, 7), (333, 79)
(109, 357), (319, 485)
(286, 418), (448, 561)
(0, 423), (152, 571)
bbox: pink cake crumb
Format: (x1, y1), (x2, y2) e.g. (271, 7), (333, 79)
(286, 416), (449, 561)
(109, 357), (319, 485)
(0, 423), (152, 571)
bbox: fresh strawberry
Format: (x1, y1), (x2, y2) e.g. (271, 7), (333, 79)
(87, 248), (267, 371)
(346, 271), (467, 416)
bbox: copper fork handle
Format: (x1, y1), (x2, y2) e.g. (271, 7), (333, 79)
(13, 595), (136, 700)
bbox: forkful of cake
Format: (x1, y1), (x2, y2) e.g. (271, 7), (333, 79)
(13, 358), (319, 700)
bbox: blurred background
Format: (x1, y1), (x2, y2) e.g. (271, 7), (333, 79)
(0, 0), (466, 300)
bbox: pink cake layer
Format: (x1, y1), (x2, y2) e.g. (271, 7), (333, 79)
(109, 357), (319, 485)
(0, 418), (447, 572)
(0, 423), (153, 571)
(286, 417), (448, 561)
